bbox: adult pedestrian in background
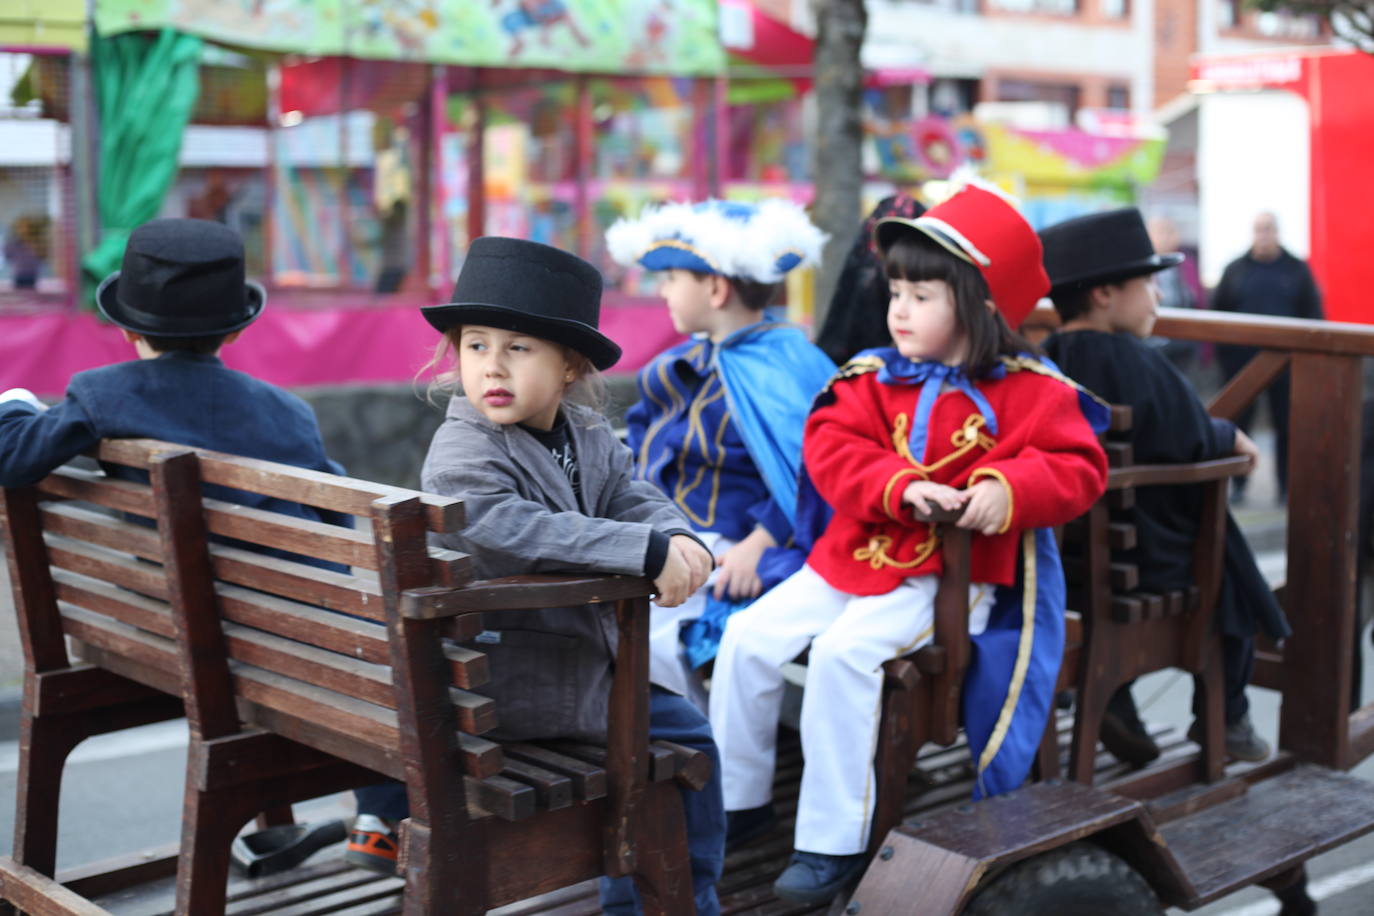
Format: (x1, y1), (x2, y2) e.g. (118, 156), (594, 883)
(1214, 211), (1322, 504)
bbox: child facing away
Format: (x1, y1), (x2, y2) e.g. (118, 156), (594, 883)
(604, 199), (837, 705)
(350, 237), (726, 916)
(1038, 208), (1290, 766)
(708, 182), (1110, 905)
(0, 219), (343, 522)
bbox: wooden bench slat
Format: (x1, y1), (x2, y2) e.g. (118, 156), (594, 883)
(200, 497), (378, 569)
(400, 574), (653, 619)
(544, 740), (677, 783)
(38, 466), (154, 516)
(448, 686), (500, 736)
(223, 623), (399, 710)
(52, 569), (174, 639)
(1105, 441), (1133, 468)
(210, 544), (386, 621)
(443, 642), (490, 690)
(216, 583), (390, 663)
(503, 744), (608, 800)
(499, 757), (573, 810)
(44, 534), (169, 603)
(95, 438), (465, 534)
(1109, 522), (1138, 551)
(59, 605), (180, 683)
(42, 503), (162, 562)
(230, 666), (503, 779)
(468, 773), (537, 821)
(231, 665), (401, 756)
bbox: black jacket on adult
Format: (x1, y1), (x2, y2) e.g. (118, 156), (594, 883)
(1212, 247), (1322, 321)
(1042, 330), (1290, 642)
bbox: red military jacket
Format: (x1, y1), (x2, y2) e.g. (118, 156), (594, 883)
(804, 355), (1108, 595)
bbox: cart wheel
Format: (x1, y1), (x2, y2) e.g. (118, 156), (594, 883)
(962, 841), (1164, 916)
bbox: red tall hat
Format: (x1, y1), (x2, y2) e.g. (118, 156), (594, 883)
(874, 179), (1049, 329)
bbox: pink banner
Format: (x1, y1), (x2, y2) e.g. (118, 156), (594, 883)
(1, 299), (681, 398)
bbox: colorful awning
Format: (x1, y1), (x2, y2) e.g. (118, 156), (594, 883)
(95, 0), (725, 76)
(1, 0), (86, 52)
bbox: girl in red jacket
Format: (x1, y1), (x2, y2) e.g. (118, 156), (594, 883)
(708, 180), (1110, 905)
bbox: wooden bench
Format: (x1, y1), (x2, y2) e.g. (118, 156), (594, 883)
(1059, 406), (1252, 786)
(864, 403), (1252, 850)
(0, 439), (708, 916)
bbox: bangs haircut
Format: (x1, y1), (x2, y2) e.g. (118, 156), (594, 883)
(882, 231), (1039, 377)
(418, 327), (607, 413)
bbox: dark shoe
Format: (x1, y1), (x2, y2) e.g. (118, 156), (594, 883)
(1100, 710), (1161, 767)
(1188, 714), (1271, 763)
(773, 851), (868, 905)
(345, 815), (398, 875)
(726, 803), (777, 851)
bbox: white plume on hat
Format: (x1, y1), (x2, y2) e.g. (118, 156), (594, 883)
(606, 198), (828, 283)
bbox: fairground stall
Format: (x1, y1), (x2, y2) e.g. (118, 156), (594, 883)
(0, 0), (1167, 396)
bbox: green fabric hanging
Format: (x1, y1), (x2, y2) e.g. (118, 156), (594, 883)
(81, 29), (203, 306)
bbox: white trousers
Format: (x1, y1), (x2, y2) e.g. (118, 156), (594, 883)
(648, 532), (733, 709)
(709, 563), (990, 855)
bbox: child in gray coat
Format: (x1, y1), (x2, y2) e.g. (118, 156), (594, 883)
(350, 237), (725, 916)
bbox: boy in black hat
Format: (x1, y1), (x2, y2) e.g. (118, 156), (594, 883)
(1039, 207), (1290, 766)
(0, 219), (343, 514)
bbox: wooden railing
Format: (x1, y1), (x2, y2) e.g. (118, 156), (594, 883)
(1028, 305), (1374, 772)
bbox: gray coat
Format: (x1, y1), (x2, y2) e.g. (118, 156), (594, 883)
(421, 396), (691, 741)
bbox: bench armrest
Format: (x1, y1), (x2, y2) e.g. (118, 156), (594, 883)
(1107, 455), (1252, 489)
(400, 574), (655, 619)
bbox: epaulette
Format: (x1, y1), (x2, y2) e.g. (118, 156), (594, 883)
(1000, 355), (1110, 412)
(817, 354), (885, 396)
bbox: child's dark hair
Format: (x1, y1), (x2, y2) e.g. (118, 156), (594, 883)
(884, 232), (1038, 376)
(139, 333), (228, 355)
(1048, 282), (1123, 323)
(688, 270), (777, 311)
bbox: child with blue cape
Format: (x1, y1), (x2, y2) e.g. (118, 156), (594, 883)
(606, 199), (836, 706)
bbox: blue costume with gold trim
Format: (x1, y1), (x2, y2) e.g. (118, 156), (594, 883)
(626, 321), (836, 666)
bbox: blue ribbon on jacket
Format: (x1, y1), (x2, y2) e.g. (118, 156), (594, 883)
(869, 348), (1001, 463)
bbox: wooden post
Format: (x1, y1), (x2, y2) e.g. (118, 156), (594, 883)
(1278, 352), (1361, 767)
(338, 57), (353, 287)
(413, 65), (435, 297)
(371, 496), (485, 914)
(264, 63), (279, 287)
(573, 75), (593, 258)
(691, 79), (710, 201)
(431, 64), (452, 294)
(712, 75), (728, 197)
(149, 450), (239, 742)
(604, 595), (651, 878)
(466, 73), (486, 251)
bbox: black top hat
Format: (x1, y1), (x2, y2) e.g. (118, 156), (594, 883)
(422, 236), (622, 371)
(1038, 208), (1184, 293)
(96, 219), (265, 337)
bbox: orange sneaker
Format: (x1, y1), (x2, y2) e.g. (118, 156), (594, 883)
(345, 815), (398, 875)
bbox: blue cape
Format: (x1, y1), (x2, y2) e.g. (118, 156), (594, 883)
(680, 323), (836, 667)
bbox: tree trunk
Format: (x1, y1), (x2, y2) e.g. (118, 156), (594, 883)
(810, 0), (868, 329)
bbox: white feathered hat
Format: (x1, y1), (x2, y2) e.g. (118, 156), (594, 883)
(605, 198), (827, 284)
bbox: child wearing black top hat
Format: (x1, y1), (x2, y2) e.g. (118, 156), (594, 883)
(351, 236), (726, 916)
(0, 218), (343, 522)
(1039, 207), (1291, 767)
